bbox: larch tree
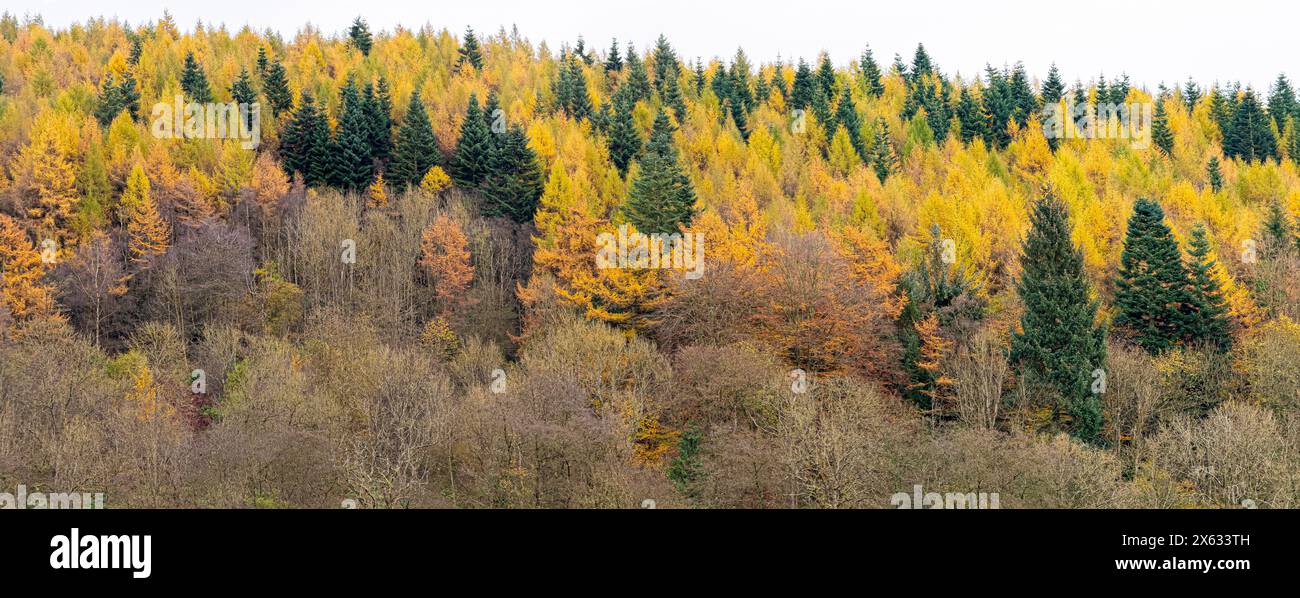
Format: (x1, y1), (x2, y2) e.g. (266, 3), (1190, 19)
(120, 164), (172, 271)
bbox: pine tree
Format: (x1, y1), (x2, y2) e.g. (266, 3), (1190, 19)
(1009, 193), (1106, 443)
(573, 36), (591, 65)
(816, 53), (837, 100)
(180, 51), (213, 103)
(1041, 63), (1064, 105)
(348, 17), (373, 56)
(120, 164), (171, 270)
(1184, 223), (1233, 350)
(457, 27), (483, 71)
(604, 38), (622, 72)
(1224, 88), (1279, 162)
(1114, 198), (1193, 353)
(256, 46), (269, 77)
(909, 43), (934, 85)
(329, 82), (375, 192)
(1152, 98), (1174, 157)
(869, 118), (897, 184)
(118, 70), (141, 120)
(623, 43), (652, 103)
(651, 34), (680, 96)
(389, 89), (441, 189)
(860, 46), (884, 97)
(1267, 73), (1298, 131)
(450, 92), (493, 187)
(606, 92), (641, 175)
(556, 57), (593, 120)
(955, 85), (985, 143)
(791, 59), (814, 110)
(367, 78), (394, 161)
(263, 59), (292, 116)
(480, 124), (543, 223)
(1206, 156), (1224, 192)
(229, 68), (257, 130)
(280, 91), (330, 186)
(623, 110), (697, 233)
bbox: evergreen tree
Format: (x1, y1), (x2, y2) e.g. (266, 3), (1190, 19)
(94, 74), (124, 126)
(1184, 223), (1233, 350)
(790, 59), (814, 110)
(180, 51), (213, 103)
(1284, 116), (1300, 162)
(956, 85), (985, 143)
(623, 43), (652, 103)
(480, 124), (543, 223)
(1041, 63), (1064, 105)
(710, 64), (731, 103)
(1223, 88), (1278, 162)
(1114, 198), (1193, 353)
(692, 59), (705, 95)
(256, 46), (269, 77)
(1152, 98), (1174, 157)
(772, 63), (788, 99)
(118, 71), (141, 121)
(909, 43), (934, 85)
(1183, 78), (1201, 112)
(860, 45), (884, 97)
(367, 78), (395, 161)
(348, 17), (373, 56)
(981, 65), (1014, 149)
(816, 53), (836, 99)
(329, 82), (375, 192)
(1010, 193), (1107, 443)
(1261, 201), (1297, 258)
(666, 424), (704, 501)
(604, 38), (622, 72)
(869, 118), (897, 184)
(230, 68), (257, 124)
(555, 57), (593, 120)
(663, 69), (688, 123)
(623, 110), (697, 233)
(606, 92), (641, 175)
(457, 27), (483, 71)
(263, 58), (293, 116)
(651, 34), (680, 96)
(389, 90), (440, 189)
(1206, 156), (1224, 192)
(1109, 73), (1131, 105)
(1267, 73), (1298, 131)
(833, 84), (865, 159)
(281, 91), (330, 186)
(1208, 86), (1233, 133)
(573, 36), (591, 65)
(450, 92), (494, 187)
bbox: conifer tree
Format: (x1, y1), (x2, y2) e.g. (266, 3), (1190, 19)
(348, 17), (373, 56)
(1267, 73), (1298, 131)
(94, 74), (124, 126)
(118, 70), (141, 120)
(281, 91), (329, 185)
(651, 34), (680, 96)
(1184, 223), (1233, 349)
(606, 91), (641, 175)
(1183, 78), (1201, 112)
(263, 58), (293, 116)
(860, 46), (884, 97)
(457, 27), (483, 71)
(1114, 198), (1193, 353)
(1223, 88), (1279, 162)
(0, 214), (58, 322)
(692, 59), (705, 95)
(816, 53), (836, 100)
(229, 68), (257, 130)
(120, 164), (171, 270)
(480, 124), (544, 223)
(368, 78), (394, 161)
(1152, 98), (1174, 157)
(834, 84), (865, 159)
(791, 59), (814, 110)
(604, 38), (622, 72)
(450, 92), (494, 187)
(623, 110), (696, 233)
(869, 118), (897, 184)
(909, 44), (934, 85)
(1261, 201), (1297, 258)
(623, 43), (652, 103)
(955, 85), (985, 143)
(329, 82), (376, 192)
(180, 51), (213, 103)
(663, 69), (688, 123)
(256, 46), (269, 77)
(556, 57), (593, 120)
(1206, 156), (1224, 192)
(1009, 193), (1106, 443)
(389, 90), (440, 189)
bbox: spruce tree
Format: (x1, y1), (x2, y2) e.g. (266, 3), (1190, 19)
(1223, 88), (1279, 162)
(329, 82), (375, 193)
(909, 43), (934, 85)
(573, 36), (591, 65)
(955, 85), (985, 143)
(710, 65), (731, 103)
(833, 85), (865, 159)
(1010, 193), (1107, 443)
(480, 124), (543, 223)
(604, 38), (622, 72)
(1041, 63), (1064, 105)
(1261, 201), (1297, 258)
(457, 27), (483, 71)
(1206, 156), (1224, 192)
(118, 71), (141, 121)
(1152, 98), (1174, 157)
(663, 70), (688, 124)
(256, 46), (269, 77)
(263, 59), (293, 116)
(607, 91), (641, 175)
(623, 44), (652, 103)
(556, 57), (593, 120)
(281, 91), (329, 185)
(348, 17), (373, 56)
(367, 78), (394, 161)
(869, 118), (897, 184)
(693, 59), (706, 96)
(860, 46), (884, 97)
(623, 110), (697, 233)
(389, 90), (440, 189)
(816, 53), (836, 99)
(180, 51), (213, 103)
(94, 74), (124, 126)
(1267, 73), (1298, 131)
(229, 69), (257, 131)
(651, 35), (680, 96)
(790, 59), (814, 110)
(1183, 78), (1201, 112)
(450, 92), (493, 187)
(1114, 198), (1193, 353)
(1184, 223), (1233, 350)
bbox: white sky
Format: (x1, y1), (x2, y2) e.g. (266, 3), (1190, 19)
(7, 0), (1294, 90)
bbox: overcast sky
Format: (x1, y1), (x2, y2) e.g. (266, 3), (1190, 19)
(7, 0), (1293, 90)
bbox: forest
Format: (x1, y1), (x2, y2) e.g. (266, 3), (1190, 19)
(0, 12), (1298, 508)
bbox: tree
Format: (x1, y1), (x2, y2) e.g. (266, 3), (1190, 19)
(262, 58), (293, 116)
(860, 46), (884, 97)
(0, 214), (58, 324)
(1152, 97), (1174, 157)
(1183, 78), (1201, 112)
(623, 43), (652, 103)
(651, 34), (680, 97)
(606, 92), (641, 175)
(328, 82), (374, 192)
(623, 111), (697, 233)
(280, 91), (330, 186)
(362, 80), (393, 161)
(1114, 198), (1193, 353)
(389, 89), (440, 189)
(956, 85), (986, 143)
(457, 27), (483, 71)
(180, 51), (213, 103)
(1267, 73), (1298, 131)
(120, 164), (171, 271)
(366, 172), (388, 208)
(1184, 223), (1233, 350)
(604, 38), (622, 72)
(54, 231), (125, 346)
(229, 68), (257, 130)
(1009, 194), (1106, 443)
(1223, 88), (1278, 162)
(348, 17), (373, 56)
(94, 74), (124, 126)
(833, 85), (865, 159)
(869, 118), (897, 184)
(480, 124), (543, 223)
(791, 59), (814, 110)
(1261, 201), (1297, 258)
(1206, 156), (1224, 192)
(555, 56), (593, 120)
(450, 92), (493, 187)
(419, 213), (474, 312)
